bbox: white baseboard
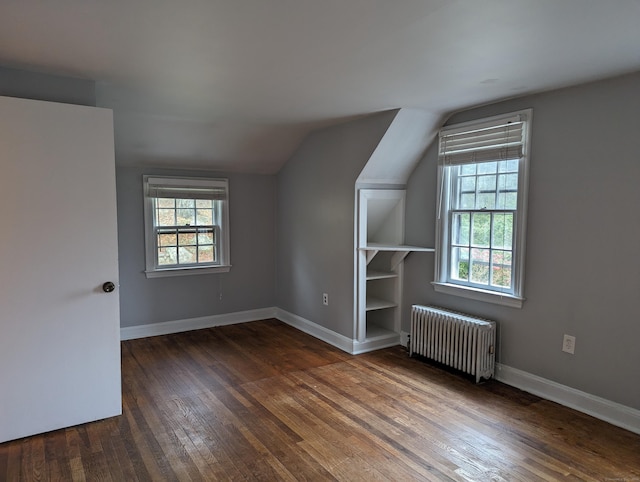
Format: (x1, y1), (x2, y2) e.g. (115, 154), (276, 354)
(352, 338), (399, 355)
(120, 307), (278, 341)
(496, 363), (640, 435)
(400, 331), (410, 349)
(273, 308), (404, 355)
(273, 308), (356, 353)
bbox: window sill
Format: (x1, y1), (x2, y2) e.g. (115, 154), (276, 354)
(431, 282), (524, 308)
(145, 265), (231, 279)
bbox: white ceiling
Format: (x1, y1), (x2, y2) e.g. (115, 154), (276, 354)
(1, 0), (639, 173)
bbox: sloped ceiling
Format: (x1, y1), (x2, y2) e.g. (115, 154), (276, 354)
(1, 0), (639, 173)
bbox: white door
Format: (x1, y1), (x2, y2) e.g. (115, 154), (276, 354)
(0, 96), (121, 443)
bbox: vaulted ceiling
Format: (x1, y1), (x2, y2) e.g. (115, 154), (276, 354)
(1, 0), (639, 173)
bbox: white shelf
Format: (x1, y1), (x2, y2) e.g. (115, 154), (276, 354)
(366, 296), (397, 311)
(365, 324), (398, 340)
(366, 270), (398, 280)
(359, 244), (435, 267)
(359, 243), (435, 252)
(358, 189), (433, 348)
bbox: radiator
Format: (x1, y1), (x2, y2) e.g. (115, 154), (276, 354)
(409, 305), (496, 383)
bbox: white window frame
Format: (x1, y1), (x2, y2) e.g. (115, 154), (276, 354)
(143, 175), (231, 278)
(433, 109), (532, 308)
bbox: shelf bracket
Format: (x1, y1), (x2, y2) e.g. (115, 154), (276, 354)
(365, 249), (379, 265)
(390, 251), (410, 270)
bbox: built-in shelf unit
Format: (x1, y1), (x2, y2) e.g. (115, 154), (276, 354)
(356, 189), (434, 352)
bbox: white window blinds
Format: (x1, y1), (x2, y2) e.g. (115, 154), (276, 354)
(439, 113), (526, 165)
(146, 177), (228, 201)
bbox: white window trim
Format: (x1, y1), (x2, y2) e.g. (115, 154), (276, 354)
(143, 175), (231, 278)
(434, 109), (532, 308)
(431, 282), (525, 308)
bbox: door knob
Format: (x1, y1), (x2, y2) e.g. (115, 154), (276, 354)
(102, 281), (116, 293)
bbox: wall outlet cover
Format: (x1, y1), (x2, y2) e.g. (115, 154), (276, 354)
(562, 334), (576, 354)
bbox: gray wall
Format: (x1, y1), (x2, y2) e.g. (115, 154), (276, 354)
(117, 166), (276, 327)
(0, 66), (95, 106)
(276, 111), (397, 338)
(404, 72), (640, 410)
(0, 66), (278, 329)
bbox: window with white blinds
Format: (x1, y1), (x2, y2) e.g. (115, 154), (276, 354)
(143, 176), (231, 278)
(434, 109), (532, 308)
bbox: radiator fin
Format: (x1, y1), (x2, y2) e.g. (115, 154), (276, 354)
(409, 305), (496, 383)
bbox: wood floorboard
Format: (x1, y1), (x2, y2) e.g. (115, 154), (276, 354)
(2, 318), (639, 481)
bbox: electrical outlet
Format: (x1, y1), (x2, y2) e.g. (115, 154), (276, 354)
(322, 293), (329, 306)
(562, 334), (576, 354)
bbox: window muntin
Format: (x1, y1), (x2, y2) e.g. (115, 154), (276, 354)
(449, 160), (518, 292)
(434, 110), (531, 307)
(154, 197), (219, 267)
(143, 176), (230, 277)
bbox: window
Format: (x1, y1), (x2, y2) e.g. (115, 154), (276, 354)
(434, 110), (531, 307)
(143, 176), (230, 278)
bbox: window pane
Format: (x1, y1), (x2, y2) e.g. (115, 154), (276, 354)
(497, 192), (518, 210)
(196, 199), (213, 209)
(491, 250), (512, 266)
(178, 246), (197, 264)
(460, 193), (475, 209)
(491, 250), (512, 288)
(196, 209), (213, 225)
(450, 247), (469, 281)
(176, 199), (194, 209)
(452, 212), (470, 245)
(497, 173), (518, 191)
(476, 192), (495, 210)
(178, 232), (197, 246)
(477, 175), (496, 191)
(198, 245), (215, 263)
(176, 209), (195, 226)
(158, 247), (177, 266)
(471, 213), (491, 246)
(470, 248), (490, 284)
(158, 233), (177, 247)
(460, 176), (475, 192)
(477, 162), (497, 174)
(198, 231), (214, 245)
(498, 159), (519, 172)
(496, 193), (506, 210)
(157, 198), (174, 208)
(460, 164), (476, 176)
(492, 213), (513, 249)
(156, 209), (175, 226)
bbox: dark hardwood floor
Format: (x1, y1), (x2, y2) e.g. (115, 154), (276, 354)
(1, 319), (639, 481)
